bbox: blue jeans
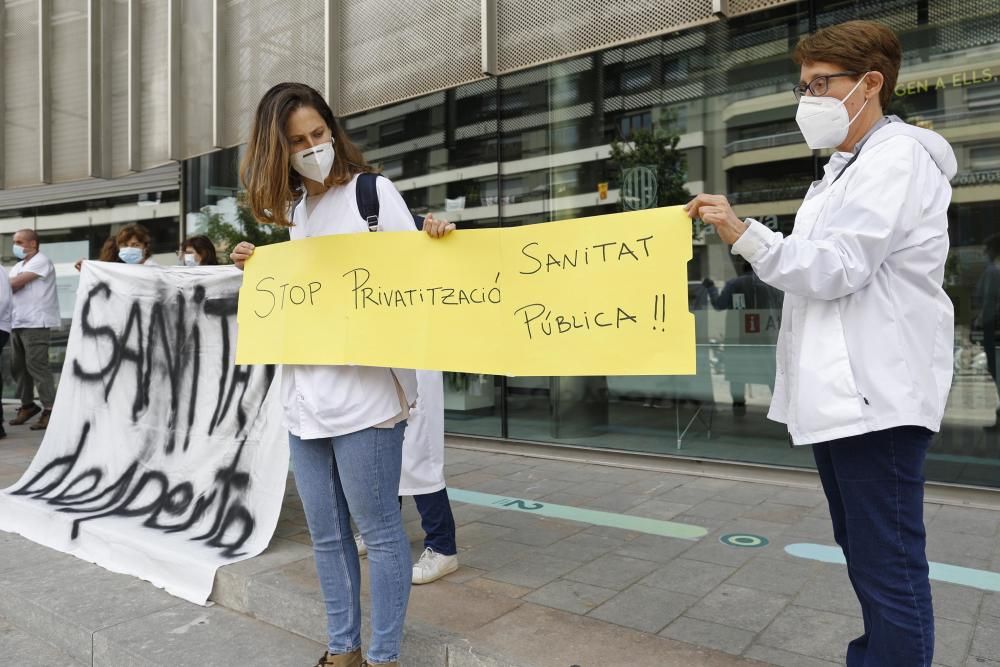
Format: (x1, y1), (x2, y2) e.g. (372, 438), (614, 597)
(289, 423), (411, 664)
(414, 488), (457, 556)
(812, 426), (934, 667)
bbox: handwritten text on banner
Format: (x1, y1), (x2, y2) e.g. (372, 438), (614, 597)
(235, 206), (695, 376)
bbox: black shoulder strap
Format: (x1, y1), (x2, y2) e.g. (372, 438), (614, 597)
(356, 171), (427, 232)
(832, 151), (861, 185)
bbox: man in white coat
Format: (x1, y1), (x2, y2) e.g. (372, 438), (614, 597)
(689, 21), (953, 667)
(0, 269), (12, 439)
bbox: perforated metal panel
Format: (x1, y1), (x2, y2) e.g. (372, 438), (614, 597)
(50, 0), (88, 182)
(220, 0), (325, 148)
(108, 0), (129, 176)
(338, 0), (485, 116)
(139, 0), (169, 169)
(495, 0), (717, 75)
(180, 0), (213, 158)
(3, 0), (41, 187)
(728, 0), (798, 17)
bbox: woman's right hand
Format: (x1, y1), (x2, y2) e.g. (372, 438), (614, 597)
(230, 241), (255, 270)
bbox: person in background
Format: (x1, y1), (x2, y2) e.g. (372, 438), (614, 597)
(115, 224), (157, 266)
(0, 270), (12, 439)
(973, 233), (1000, 432)
(180, 235), (220, 266)
(8, 229), (61, 431)
(689, 20), (954, 666)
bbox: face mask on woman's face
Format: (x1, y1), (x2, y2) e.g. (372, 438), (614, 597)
(119, 247), (144, 264)
(184, 253), (198, 267)
(795, 73), (871, 150)
(290, 142), (335, 183)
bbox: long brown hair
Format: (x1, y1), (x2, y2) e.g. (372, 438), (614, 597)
(240, 82), (372, 227)
(182, 235), (219, 265)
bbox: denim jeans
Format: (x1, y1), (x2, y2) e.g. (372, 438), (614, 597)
(289, 423), (411, 664)
(414, 487), (457, 556)
(812, 426), (934, 667)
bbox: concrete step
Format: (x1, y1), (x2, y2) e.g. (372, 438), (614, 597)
(0, 613), (86, 667)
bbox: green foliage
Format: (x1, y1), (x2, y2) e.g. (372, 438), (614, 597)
(609, 112), (691, 210)
(195, 198), (290, 264)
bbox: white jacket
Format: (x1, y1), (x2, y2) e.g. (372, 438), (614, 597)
(732, 122), (957, 445)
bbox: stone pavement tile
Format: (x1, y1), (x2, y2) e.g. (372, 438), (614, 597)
(523, 579), (618, 615)
(464, 576), (535, 599)
(682, 500), (752, 522)
(485, 462), (535, 477)
(456, 521), (515, 548)
(659, 616), (756, 656)
(927, 530), (997, 568)
(467, 602), (764, 667)
(553, 479), (622, 498)
(447, 470), (501, 489)
(936, 618), (975, 667)
(784, 516), (837, 541)
(629, 498), (697, 520)
(932, 581), (985, 625)
(563, 553), (661, 590)
(656, 484), (721, 505)
(685, 583), (790, 633)
(588, 584), (699, 634)
(589, 467), (664, 485)
(638, 558), (737, 597)
(683, 477), (741, 493)
(91, 603), (325, 667)
(668, 512), (730, 533)
(741, 501), (812, 525)
(473, 509), (577, 532)
(450, 503), (494, 526)
(582, 491), (648, 513)
(409, 582), (524, 636)
(441, 565), (485, 584)
(744, 645), (840, 667)
(503, 521), (586, 548)
(0, 557), (182, 664)
(0, 529), (71, 575)
(970, 621), (1000, 661)
(245, 557), (327, 643)
(981, 592), (1000, 626)
(967, 657), (1000, 667)
(769, 488), (825, 508)
(473, 478), (549, 497)
(444, 461), (486, 477)
(0, 463), (25, 486)
(712, 481), (782, 506)
(680, 531), (765, 568)
(616, 473), (688, 497)
(793, 569), (863, 617)
(537, 531), (623, 562)
(726, 555), (821, 596)
(754, 605), (859, 663)
(928, 506), (1000, 538)
(529, 464), (597, 484)
(0, 615), (85, 667)
(458, 539), (538, 571)
(484, 553), (582, 588)
(211, 537), (314, 612)
(612, 533), (695, 563)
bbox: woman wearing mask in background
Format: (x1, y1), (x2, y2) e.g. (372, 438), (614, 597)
(687, 21), (955, 666)
(180, 235), (219, 266)
(232, 82), (453, 667)
(74, 224), (156, 271)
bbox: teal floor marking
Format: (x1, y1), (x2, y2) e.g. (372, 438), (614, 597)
(785, 543), (1000, 593)
(448, 488), (708, 540)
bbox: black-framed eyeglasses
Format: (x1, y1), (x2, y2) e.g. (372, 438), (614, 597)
(792, 71), (858, 101)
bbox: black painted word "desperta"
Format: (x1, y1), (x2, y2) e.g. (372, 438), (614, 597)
(519, 236), (654, 276)
(254, 277), (322, 318)
(343, 268), (502, 310)
(512, 303), (638, 340)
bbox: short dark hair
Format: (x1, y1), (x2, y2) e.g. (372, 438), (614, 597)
(794, 20), (901, 110)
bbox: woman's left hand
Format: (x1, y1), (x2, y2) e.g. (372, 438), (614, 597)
(423, 213), (456, 239)
(685, 194), (748, 245)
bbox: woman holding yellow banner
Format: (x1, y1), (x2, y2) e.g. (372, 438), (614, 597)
(688, 21), (954, 667)
(232, 82), (453, 667)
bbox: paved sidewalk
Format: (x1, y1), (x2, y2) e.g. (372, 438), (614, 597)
(2, 426), (999, 666)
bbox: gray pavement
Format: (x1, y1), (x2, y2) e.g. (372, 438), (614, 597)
(1, 425), (999, 666)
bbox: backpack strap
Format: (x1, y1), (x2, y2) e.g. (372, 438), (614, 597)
(356, 171), (427, 231)
(356, 173), (381, 231)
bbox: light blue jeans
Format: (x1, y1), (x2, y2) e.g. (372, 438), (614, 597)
(289, 423), (411, 664)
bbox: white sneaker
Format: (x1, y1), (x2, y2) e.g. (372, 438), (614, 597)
(355, 533), (367, 557)
(412, 547), (458, 584)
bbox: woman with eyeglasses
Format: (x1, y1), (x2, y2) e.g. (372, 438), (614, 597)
(687, 21), (955, 667)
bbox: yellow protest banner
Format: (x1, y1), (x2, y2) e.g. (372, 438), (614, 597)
(235, 206), (695, 376)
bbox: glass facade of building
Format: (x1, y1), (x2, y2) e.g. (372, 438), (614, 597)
(184, 0), (1000, 489)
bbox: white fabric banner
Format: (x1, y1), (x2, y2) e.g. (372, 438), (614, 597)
(0, 262), (287, 605)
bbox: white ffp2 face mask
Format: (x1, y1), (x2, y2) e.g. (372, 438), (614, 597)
(290, 141), (335, 184)
(795, 74), (870, 150)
